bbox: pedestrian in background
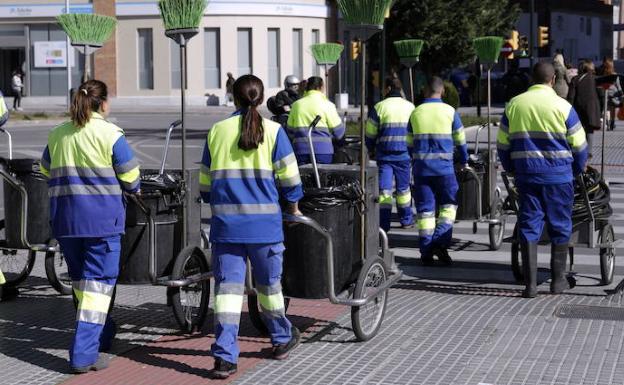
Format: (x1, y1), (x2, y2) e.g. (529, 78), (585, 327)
(498, 62), (588, 298)
(366, 77), (415, 232)
(410, 76), (468, 266)
(40, 80), (141, 373)
(11, 70), (23, 112)
(287, 76), (345, 165)
(599, 58), (622, 131)
(199, 75), (303, 379)
(553, 53), (570, 99)
(567, 60), (601, 157)
(225, 72), (235, 106)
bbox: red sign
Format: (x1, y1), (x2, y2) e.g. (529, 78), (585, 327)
(501, 42), (514, 58)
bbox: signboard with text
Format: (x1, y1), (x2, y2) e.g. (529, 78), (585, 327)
(34, 41), (70, 68)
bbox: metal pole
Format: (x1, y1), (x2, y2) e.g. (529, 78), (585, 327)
(65, 0), (71, 109)
(602, 90), (608, 178)
(359, 39), (367, 260)
(325, 63), (330, 97)
(529, 0), (535, 68)
(180, 38), (188, 247)
(380, 28), (386, 98)
(487, 67), (495, 218)
(476, 58), (481, 117)
(409, 66), (415, 104)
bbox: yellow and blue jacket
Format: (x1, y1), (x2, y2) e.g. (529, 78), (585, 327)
(0, 91), (8, 127)
(409, 98), (468, 176)
(41, 112), (140, 238)
(365, 92), (415, 162)
(497, 85), (588, 184)
(286, 90), (345, 155)
(200, 111), (303, 243)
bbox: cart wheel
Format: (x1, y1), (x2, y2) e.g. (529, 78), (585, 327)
(171, 246), (210, 333)
(0, 248), (36, 287)
(351, 257), (388, 342)
(599, 224), (616, 286)
(247, 294), (290, 336)
(44, 240), (73, 295)
(511, 224), (523, 283)
(488, 200), (506, 251)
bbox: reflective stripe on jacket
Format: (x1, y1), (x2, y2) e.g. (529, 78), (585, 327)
(41, 112), (140, 237)
(0, 91), (8, 127)
(497, 84), (588, 184)
(200, 113), (304, 243)
(366, 95), (415, 161)
(286, 90), (345, 155)
(409, 98), (468, 176)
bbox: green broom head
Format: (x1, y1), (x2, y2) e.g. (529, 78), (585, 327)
(394, 39), (425, 60)
(337, 0), (394, 26)
(158, 0), (207, 31)
(310, 43), (344, 65)
(57, 13), (117, 46)
(473, 36), (504, 64)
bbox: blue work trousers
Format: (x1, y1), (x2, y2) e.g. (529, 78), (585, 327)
(296, 153), (333, 165)
(212, 243), (292, 364)
(413, 174), (459, 256)
(517, 181), (574, 245)
(378, 160), (413, 232)
(58, 235), (120, 368)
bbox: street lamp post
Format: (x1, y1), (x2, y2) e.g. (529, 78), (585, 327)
(65, 0), (71, 110)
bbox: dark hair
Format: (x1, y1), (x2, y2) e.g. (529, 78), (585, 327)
(532, 62), (556, 84)
(71, 79), (108, 128)
(233, 75), (265, 151)
(385, 77), (403, 93)
(306, 76), (324, 92)
(424, 76), (445, 97)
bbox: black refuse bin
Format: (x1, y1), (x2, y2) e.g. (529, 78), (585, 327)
(282, 173), (362, 299)
(3, 159), (51, 248)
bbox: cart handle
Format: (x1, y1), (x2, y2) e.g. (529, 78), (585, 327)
(307, 115), (322, 188)
(159, 120), (182, 176)
(473, 123), (487, 156)
(0, 127), (13, 160)
(282, 213), (402, 306)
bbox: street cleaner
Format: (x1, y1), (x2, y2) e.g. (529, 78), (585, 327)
(410, 76), (468, 266)
(40, 80), (141, 373)
(199, 75), (303, 379)
(287, 76), (345, 165)
(366, 77), (415, 232)
(0, 89), (16, 302)
(498, 62), (588, 298)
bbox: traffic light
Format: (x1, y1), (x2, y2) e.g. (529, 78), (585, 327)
(507, 30), (519, 50)
(350, 40), (361, 60)
(519, 35), (529, 57)
(538, 26), (549, 48)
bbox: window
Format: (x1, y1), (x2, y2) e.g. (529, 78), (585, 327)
(205, 28), (221, 88)
(312, 29), (320, 76)
(580, 17), (585, 33)
(237, 28), (252, 76)
(138, 28), (153, 90)
(268, 29), (280, 87)
(586, 17), (592, 36)
(293, 29), (303, 79)
(170, 40), (180, 89)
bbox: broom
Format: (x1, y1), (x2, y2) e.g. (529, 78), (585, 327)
(473, 36), (503, 216)
(394, 39), (425, 103)
(158, 0), (207, 249)
(57, 13), (117, 82)
(337, 0), (395, 26)
(310, 43), (344, 96)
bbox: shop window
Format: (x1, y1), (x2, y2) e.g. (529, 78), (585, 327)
(293, 29), (303, 79)
(205, 28), (221, 89)
(237, 28), (252, 76)
(138, 28), (153, 90)
(268, 29), (280, 88)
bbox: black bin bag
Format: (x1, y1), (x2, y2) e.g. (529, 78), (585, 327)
(282, 173), (363, 299)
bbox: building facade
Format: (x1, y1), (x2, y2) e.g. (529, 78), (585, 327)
(0, 0), (335, 104)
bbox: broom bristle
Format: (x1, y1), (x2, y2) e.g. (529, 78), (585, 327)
(337, 0), (394, 26)
(394, 39), (425, 59)
(473, 36), (504, 64)
(158, 0), (207, 31)
(57, 14), (117, 45)
(310, 43), (344, 65)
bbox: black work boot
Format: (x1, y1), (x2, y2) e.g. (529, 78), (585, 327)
(550, 244), (574, 294)
(521, 242), (538, 298)
(71, 354), (110, 374)
(212, 357), (238, 379)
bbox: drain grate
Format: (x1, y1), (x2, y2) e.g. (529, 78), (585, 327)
(554, 304), (624, 321)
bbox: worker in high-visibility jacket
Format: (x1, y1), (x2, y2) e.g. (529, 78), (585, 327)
(40, 80), (140, 373)
(287, 76), (345, 165)
(410, 76), (468, 266)
(498, 62), (588, 298)
(366, 77), (415, 232)
(200, 75), (303, 379)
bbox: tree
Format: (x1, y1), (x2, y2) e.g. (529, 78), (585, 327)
(385, 0), (521, 74)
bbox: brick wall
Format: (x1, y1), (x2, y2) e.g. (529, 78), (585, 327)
(93, 0), (117, 96)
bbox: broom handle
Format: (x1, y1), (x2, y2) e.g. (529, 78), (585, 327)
(359, 40), (367, 262)
(409, 66), (415, 104)
(180, 38), (188, 247)
(487, 67), (494, 218)
(325, 63), (329, 97)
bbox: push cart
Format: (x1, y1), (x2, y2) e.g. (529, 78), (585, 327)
(45, 121), (213, 332)
(246, 117), (402, 341)
(455, 123), (507, 250)
(0, 127), (57, 290)
(504, 167), (618, 286)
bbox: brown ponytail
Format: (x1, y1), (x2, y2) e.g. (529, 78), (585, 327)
(233, 75), (265, 151)
(71, 79), (108, 128)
